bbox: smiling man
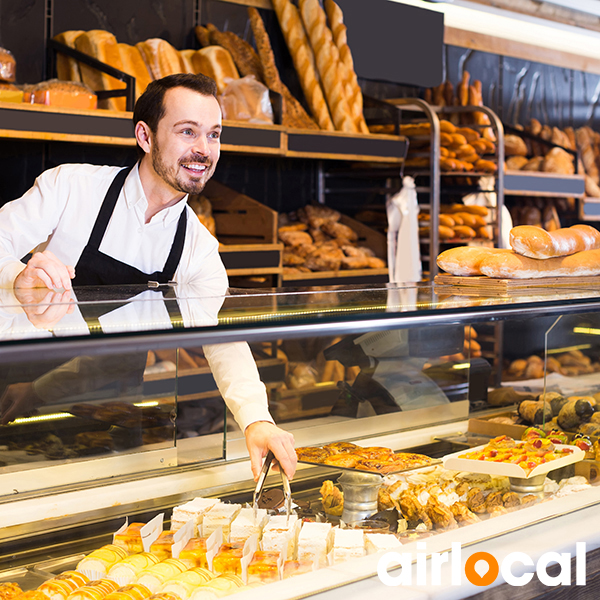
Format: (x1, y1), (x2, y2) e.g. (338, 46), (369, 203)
(0, 73), (297, 481)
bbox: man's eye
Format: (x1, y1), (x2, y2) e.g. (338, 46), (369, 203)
(209, 131), (220, 140)
(181, 128), (194, 135)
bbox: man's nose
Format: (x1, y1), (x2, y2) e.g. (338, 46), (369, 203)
(192, 135), (210, 157)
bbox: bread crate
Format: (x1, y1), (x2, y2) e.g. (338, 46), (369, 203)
(281, 213), (389, 286)
(202, 180), (283, 282)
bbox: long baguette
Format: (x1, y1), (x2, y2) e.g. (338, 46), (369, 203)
(510, 225), (600, 259)
(298, 0), (356, 133)
(324, 0), (368, 134)
(437, 246), (511, 277)
(271, 0), (334, 131)
(480, 249), (600, 279)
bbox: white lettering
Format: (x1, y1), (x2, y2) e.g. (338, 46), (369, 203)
(416, 542), (427, 585)
(451, 542), (462, 585)
(431, 551), (449, 585)
(377, 552), (413, 586)
(501, 552), (534, 586)
(576, 542), (586, 585)
(536, 552), (571, 586)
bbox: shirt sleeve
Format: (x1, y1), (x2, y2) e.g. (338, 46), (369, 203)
(203, 341), (275, 432)
(0, 166), (66, 288)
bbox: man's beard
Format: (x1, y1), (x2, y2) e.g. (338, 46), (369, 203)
(151, 142), (214, 195)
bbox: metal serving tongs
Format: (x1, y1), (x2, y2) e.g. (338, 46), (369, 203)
(253, 450), (292, 524)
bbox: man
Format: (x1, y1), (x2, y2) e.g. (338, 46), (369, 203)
(0, 73), (296, 481)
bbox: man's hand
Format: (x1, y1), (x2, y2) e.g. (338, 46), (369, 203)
(14, 250), (75, 290)
(14, 287), (74, 329)
(244, 421), (297, 481)
(0, 382), (43, 425)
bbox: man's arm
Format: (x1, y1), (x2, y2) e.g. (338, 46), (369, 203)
(203, 341), (297, 480)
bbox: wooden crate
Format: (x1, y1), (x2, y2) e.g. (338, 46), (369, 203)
(282, 213), (388, 285)
(201, 180), (282, 280)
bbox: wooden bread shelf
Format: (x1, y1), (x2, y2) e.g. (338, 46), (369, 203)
(434, 272), (600, 296)
(0, 101), (407, 161)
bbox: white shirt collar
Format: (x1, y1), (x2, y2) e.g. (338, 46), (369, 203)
(123, 163), (189, 227)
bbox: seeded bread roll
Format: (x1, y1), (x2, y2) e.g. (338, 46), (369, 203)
(271, 0), (333, 130)
(247, 6), (318, 130)
(298, 0), (356, 133)
(75, 30), (126, 111)
(324, 0), (368, 133)
(54, 30), (84, 83)
(136, 38), (184, 80)
(117, 43), (153, 100)
(203, 24), (264, 84)
(192, 46), (239, 95)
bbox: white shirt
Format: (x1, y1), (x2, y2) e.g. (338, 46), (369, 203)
(0, 164), (274, 431)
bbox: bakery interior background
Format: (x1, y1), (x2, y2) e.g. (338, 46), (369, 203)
(0, 0), (598, 214)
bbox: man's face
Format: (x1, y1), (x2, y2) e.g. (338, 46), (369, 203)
(150, 86), (222, 195)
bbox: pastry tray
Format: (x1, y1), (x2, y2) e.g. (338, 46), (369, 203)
(298, 457), (441, 476)
(442, 443), (584, 479)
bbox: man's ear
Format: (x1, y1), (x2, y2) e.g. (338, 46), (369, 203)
(135, 121), (152, 154)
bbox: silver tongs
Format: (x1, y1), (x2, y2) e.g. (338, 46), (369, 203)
(253, 450), (292, 524)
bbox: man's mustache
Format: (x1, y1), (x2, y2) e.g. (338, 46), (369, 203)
(180, 154), (212, 166)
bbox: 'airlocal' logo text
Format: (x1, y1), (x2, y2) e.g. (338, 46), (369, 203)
(377, 542), (586, 587)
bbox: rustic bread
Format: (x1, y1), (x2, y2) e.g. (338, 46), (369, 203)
(117, 43), (153, 100)
(247, 6), (318, 130)
(136, 38), (184, 80)
(54, 30), (84, 83)
(75, 30), (126, 111)
(298, 0), (356, 132)
(271, 0), (333, 130)
(324, 0), (368, 133)
(204, 23), (264, 84)
(192, 46), (239, 94)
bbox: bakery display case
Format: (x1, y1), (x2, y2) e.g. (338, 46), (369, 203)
(3, 282), (600, 598)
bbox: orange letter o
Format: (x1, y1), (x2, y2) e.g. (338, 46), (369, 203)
(465, 552), (499, 587)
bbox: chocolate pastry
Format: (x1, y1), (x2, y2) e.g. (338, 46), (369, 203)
(257, 488), (285, 510)
(502, 492), (521, 509)
(485, 491), (503, 512)
(450, 502), (480, 525)
(466, 488), (486, 514)
(520, 494), (538, 508)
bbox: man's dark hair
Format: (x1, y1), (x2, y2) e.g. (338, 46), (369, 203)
(133, 73), (218, 157)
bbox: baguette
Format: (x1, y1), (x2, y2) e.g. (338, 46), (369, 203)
(298, 0), (356, 133)
(510, 225), (600, 259)
(480, 249), (600, 279)
(117, 43), (153, 100)
(437, 246), (511, 276)
(54, 31), (84, 83)
(247, 6), (318, 130)
(75, 30), (126, 111)
(324, 0), (368, 133)
(271, 0), (334, 130)
(136, 38), (184, 80)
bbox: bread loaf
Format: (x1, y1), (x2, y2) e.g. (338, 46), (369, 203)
(204, 24), (264, 83)
(272, 0), (334, 131)
(75, 30), (126, 111)
(117, 43), (153, 100)
(179, 49), (196, 73)
(324, 0), (368, 133)
(136, 38), (184, 80)
(480, 249), (600, 279)
(54, 31), (84, 83)
(510, 225), (600, 259)
(195, 25), (212, 48)
(247, 7), (318, 130)
(298, 0), (356, 132)
(192, 46), (239, 94)
(437, 246), (511, 276)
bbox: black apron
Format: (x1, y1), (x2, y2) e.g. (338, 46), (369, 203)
(72, 165), (187, 287)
